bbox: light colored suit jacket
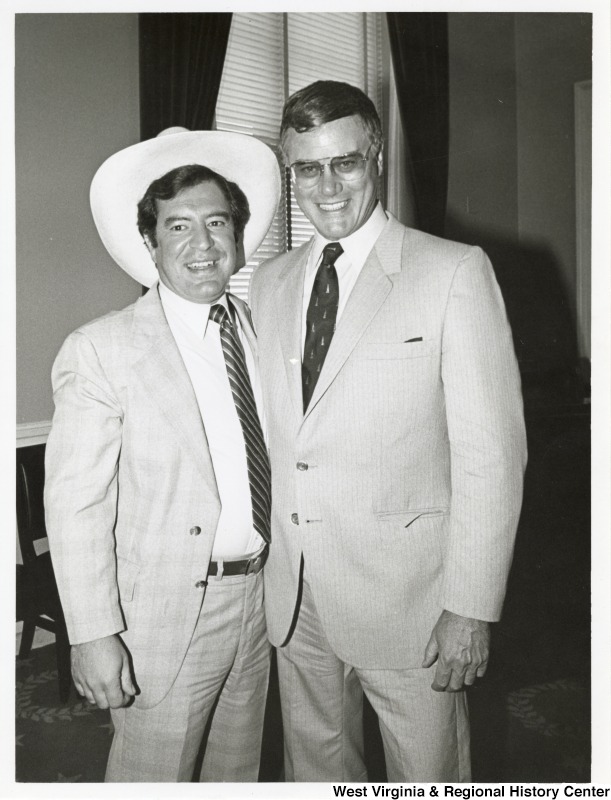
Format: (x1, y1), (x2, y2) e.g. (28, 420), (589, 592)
(249, 214), (527, 669)
(44, 284), (258, 708)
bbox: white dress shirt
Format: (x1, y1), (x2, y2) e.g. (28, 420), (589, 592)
(159, 282), (265, 559)
(301, 203), (388, 353)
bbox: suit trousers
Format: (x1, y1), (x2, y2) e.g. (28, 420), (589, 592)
(276, 572), (471, 782)
(106, 570), (270, 782)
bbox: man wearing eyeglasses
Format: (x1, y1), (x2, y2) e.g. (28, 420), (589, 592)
(249, 80), (526, 782)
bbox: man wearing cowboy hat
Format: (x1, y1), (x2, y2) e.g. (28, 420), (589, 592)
(44, 129), (280, 782)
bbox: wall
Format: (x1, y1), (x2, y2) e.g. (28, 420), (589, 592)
(445, 14), (519, 251)
(16, 14), (142, 427)
(515, 13), (592, 316)
(445, 13), (592, 397)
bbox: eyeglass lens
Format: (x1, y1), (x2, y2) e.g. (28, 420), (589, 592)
(292, 146), (372, 187)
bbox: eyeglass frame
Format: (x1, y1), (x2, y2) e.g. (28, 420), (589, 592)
(288, 143), (377, 187)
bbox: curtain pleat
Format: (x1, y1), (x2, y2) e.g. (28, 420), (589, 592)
(139, 13), (232, 141)
(386, 13), (449, 237)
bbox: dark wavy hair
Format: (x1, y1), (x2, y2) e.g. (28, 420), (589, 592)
(279, 80), (383, 161)
(137, 164), (250, 247)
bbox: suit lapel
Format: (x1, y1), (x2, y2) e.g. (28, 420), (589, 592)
(130, 286), (219, 498)
(304, 216), (406, 419)
(229, 293), (257, 360)
(274, 242), (312, 418)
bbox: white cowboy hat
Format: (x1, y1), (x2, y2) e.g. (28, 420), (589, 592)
(90, 127), (281, 287)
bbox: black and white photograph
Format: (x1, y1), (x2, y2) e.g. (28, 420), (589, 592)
(2, 0), (610, 793)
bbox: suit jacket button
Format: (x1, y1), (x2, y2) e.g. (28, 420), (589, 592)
(190, 526), (201, 535)
(296, 461), (308, 471)
(195, 580), (206, 589)
(291, 513), (299, 525)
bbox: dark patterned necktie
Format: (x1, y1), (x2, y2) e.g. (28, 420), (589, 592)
(210, 304), (271, 544)
(302, 242), (343, 412)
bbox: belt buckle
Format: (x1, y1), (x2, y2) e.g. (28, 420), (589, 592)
(245, 547), (267, 576)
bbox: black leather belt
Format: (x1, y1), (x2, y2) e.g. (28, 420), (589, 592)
(207, 545), (268, 578)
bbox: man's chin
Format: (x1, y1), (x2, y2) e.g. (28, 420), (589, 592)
(174, 282), (226, 305)
(312, 218), (354, 241)
(197, 287), (226, 304)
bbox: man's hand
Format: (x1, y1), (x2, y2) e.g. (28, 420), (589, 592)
(71, 634), (137, 709)
(422, 610), (490, 692)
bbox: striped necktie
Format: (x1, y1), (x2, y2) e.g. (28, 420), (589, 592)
(209, 303), (271, 544)
(302, 242), (343, 412)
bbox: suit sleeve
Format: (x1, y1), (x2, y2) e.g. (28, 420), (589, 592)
(440, 246), (527, 621)
(44, 330), (126, 644)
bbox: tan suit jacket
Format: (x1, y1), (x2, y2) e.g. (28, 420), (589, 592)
(44, 285), (258, 709)
(249, 214), (527, 669)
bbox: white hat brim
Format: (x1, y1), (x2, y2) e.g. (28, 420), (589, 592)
(90, 130), (281, 287)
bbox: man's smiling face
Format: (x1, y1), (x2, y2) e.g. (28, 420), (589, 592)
(284, 114), (382, 241)
(145, 180), (237, 304)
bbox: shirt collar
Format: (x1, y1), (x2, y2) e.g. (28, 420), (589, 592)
(311, 202), (388, 268)
(158, 281), (229, 338)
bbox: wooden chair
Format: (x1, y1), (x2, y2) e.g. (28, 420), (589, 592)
(16, 443), (72, 702)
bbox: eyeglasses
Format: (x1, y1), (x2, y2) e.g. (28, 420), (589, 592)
(289, 144), (375, 189)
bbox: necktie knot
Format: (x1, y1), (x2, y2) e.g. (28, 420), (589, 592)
(210, 303), (230, 327)
(320, 242), (343, 268)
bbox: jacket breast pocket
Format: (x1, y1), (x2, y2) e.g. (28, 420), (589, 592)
(356, 340), (435, 360)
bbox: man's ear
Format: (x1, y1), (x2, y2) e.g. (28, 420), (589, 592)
(232, 235), (246, 275)
(376, 145), (384, 177)
(143, 235), (157, 266)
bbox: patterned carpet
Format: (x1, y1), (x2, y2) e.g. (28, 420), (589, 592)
(15, 641), (590, 783)
(469, 672), (590, 782)
(16, 648), (112, 782)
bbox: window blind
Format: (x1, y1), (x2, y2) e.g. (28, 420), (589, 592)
(215, 13), (287, 298)
(215, 12), (384, 299)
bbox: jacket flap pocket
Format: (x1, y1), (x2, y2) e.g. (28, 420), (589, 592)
(375, 509), (447, 528)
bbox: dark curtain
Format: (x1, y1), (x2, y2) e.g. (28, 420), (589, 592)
(386, 13), (449, 237)
(139, 13), (232, 141)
